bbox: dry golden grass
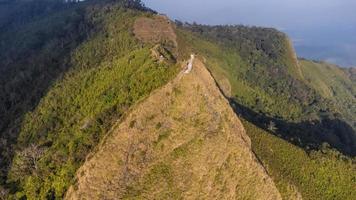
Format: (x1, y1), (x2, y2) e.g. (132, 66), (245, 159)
(133, 15), (177, 47)
(65, 59), (281, 200)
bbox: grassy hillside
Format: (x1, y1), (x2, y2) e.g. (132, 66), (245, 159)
(66, 58), (281, 200)
(0, 1), (93, 182)
(0, 0), (178, 199)
(176, 23), (356, 199)
(175, 27), (306, 120)
(242, 118), (355, 200)
(0, 0), (355, 199)
(176, 24), (356, 156)
(299, 59), (356, 125)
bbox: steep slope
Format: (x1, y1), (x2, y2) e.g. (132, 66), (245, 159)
(0, 0), (355, 199)
(65, 59), (281, 200)
(243, 119), (356, 200)
(297, 60), (356, 154)
(299, 59), (356, 124)
(176, 24), (356, 156)
(1, 1), (178, 199)
(0, 1), (94, 185)
(176, 24), (315, 121)
(175, 24), (356, 199)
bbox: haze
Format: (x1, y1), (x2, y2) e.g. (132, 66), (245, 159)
(143, 0), (356, 67)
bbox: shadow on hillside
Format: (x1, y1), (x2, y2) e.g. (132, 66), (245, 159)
(0, 3), (101, 185)
(229, 99), (356, 157)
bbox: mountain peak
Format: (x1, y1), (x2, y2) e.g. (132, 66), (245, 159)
(65, 58), (281, 199)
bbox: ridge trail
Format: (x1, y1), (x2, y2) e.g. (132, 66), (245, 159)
(65, 58), (281, 200)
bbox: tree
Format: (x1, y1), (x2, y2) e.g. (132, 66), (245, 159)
(10, 144), (46, 180)
(0, 186), (8, 200)
(267, 121), (277, 133)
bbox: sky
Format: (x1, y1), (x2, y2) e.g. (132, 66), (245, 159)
(142, 0), (356, 67)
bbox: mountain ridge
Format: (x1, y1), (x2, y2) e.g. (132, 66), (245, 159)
(65, 57), (282, 200)
(0, 1), (354, 199)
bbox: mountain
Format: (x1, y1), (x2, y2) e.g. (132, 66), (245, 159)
(0, 0), (355, 199)
(0, 0), (178, 198)
(177, 23), (356, 156)
(175, 23), (356, 200)
(299, 59), (355, 127)
(65, 56), (281, 200)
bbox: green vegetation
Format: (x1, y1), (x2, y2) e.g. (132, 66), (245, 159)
(176, 22), (356, 199)
(0, 0), (177, 199)
(0, 1), (93, 185)
(176, 25), (308, 120)
(176, 24), (356, 156)
(299, 59), (356, 125)
(9, 48), (177, 199)
(242, 118), (356, 200)
(0, 0), (354, 199)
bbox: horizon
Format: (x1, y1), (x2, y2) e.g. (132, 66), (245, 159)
(143, 0), (356, 67)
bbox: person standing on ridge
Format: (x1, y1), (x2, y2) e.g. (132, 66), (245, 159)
(184, 54), (195, 74)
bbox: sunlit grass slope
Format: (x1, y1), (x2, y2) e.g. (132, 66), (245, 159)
(4, 1), (178, 199)
(176, 25), (356, 200)
(300, 59), (356, 124)
(242, 119), (356, 200)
